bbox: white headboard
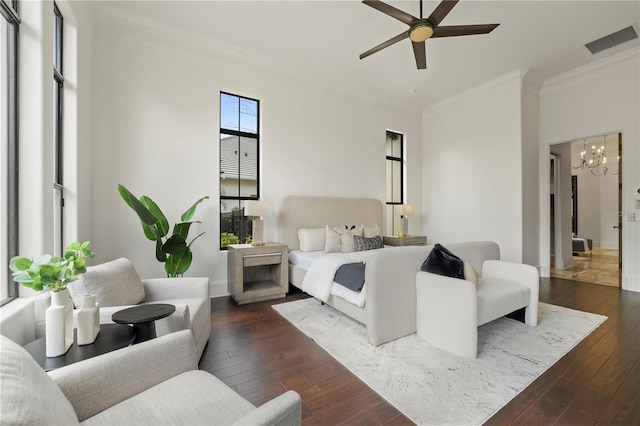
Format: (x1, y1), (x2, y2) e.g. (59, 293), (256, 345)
(278, 195), (383, 251)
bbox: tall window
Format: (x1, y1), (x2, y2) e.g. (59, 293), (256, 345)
(1, 0), (19, 306)
(385, 130), (404, 235)
(53, 3), (64, 255)
(219, 92), (259, 248)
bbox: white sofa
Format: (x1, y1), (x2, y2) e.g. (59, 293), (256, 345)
(35, 258), (211, 361)
(415, 244), (539, 358)
(1, 330), (301, 425)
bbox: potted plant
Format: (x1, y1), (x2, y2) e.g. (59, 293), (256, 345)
(118, 184), (208, 277)
(9, 241), (95, 356)
(9, 241), (95, 293)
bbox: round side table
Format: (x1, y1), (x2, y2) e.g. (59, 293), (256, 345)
(112, 303), (175, 344)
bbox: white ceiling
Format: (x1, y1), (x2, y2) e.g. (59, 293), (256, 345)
(96, 0), (640, 109)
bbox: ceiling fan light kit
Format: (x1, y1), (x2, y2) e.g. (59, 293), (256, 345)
(360, 0), (500, 69)
(409, 23), (434, 42)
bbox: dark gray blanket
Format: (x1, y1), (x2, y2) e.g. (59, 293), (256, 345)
(333, 262), (365, 292)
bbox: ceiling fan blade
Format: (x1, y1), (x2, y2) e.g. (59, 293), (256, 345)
(360, 30), (410, 60)
(428, 0), (459, 27)
(362, 0), (417, 25)
(412, 41), (427, 69)
(432, 24), (499, 37)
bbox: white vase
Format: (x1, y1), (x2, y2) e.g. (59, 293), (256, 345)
(46, 288), (74, 357)
(77, 294), (100, 345)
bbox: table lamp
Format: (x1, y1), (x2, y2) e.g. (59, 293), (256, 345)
(245, 200), (273, 246)
(399, 204), (414, 237)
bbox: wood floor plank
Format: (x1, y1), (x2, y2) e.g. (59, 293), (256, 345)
(199, 279), (640, 425)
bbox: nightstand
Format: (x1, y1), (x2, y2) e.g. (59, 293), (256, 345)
(227, 243), (289, 305)
(383, 235), (428, 247)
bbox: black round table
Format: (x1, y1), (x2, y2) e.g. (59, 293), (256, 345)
(112, 303), (175, 344)
(24, 324), (136, 371)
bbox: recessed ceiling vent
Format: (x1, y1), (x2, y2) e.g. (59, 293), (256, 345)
(585, 26), (638, 54)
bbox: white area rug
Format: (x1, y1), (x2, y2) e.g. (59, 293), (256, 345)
(273, 298), (607, 425)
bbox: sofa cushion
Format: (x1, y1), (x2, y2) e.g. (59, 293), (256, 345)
(82, 370), (255, 425)
(421, 243), (465, 279)
(0, 335), (80, 425)
(476, 278), (531, 326)
(68, 258), (145, 308)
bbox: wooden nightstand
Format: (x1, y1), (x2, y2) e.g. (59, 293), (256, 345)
(227, 243), (289, 305)
(383, 235), (428, 247)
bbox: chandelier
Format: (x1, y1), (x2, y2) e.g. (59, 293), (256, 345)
(571, 137), (619, 176)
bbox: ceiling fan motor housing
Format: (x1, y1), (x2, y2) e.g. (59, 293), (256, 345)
(409, 21), (434, 42)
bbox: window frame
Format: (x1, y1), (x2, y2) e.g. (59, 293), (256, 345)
(1, 0), (20, 306)
(385, 130), (404, 235)
(53, 2), (64, 256)
(219, 91), (260, 249)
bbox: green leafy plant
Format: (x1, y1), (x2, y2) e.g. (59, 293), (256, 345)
(118, 184), (208, 277)
(9, 241), (95, 293)
(221, 232), (239, 247)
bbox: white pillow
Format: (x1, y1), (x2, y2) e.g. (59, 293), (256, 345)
(297, 227), (326, 252)
(341, 227), (363, 253)
(362, 224), (381, 238)
(67, 258), (145, 308)
(324, 226), (343, 253)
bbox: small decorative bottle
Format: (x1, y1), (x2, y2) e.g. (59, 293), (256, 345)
(46, 288), (74, 357)
(77, 294), (100, 345)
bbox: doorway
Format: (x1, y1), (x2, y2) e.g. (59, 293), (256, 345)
(549, 132), (621, 288)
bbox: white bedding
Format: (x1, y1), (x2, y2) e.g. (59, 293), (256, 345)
(289, 250), (373, 307)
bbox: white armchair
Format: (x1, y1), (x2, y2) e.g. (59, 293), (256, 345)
(35, 258), (211, 361)
(416, 258), (539, 359)
(1, 330), (301, 425)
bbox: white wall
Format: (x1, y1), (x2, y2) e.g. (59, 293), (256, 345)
(421, 70), (525, 263)
(521, 71), (542, 266)
(540, 48), (640, 291)
(90, 10), (422, 295)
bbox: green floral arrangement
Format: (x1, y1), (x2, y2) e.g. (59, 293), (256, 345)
(9, 241), (95, 292)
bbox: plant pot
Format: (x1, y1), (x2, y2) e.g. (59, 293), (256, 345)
(46, 288), (74, 357)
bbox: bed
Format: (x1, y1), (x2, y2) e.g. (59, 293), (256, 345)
(278, 195), (500, 347)
(572, 235), (593, 255)
(278, 195), (384, 325)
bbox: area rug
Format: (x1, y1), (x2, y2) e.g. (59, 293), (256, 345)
(272, 298), (607, 425)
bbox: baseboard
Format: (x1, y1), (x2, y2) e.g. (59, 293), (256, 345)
(210, 279), (230, 299)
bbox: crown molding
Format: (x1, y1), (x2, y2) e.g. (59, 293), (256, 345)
(541, 47), (640, 96)
(93, 5), (420, 119)
(422, 68), (524, 118)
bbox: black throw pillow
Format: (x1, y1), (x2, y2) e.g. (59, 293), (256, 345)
(420, 243), (465, 279)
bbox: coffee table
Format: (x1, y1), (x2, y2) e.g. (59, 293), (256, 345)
(112, 303), (175, 344)
(24, 323), (136, 371)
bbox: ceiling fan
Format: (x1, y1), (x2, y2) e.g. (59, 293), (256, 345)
(359, 0), (500, 69)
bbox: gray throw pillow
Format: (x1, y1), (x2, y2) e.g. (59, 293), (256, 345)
(353, 235), (384, 251)
(67, 258), (146, 308)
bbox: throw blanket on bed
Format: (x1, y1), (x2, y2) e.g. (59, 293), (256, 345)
(302, 251), (377, 306)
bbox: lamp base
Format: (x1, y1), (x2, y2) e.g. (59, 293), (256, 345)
(251, 219), (265, 246)
(400, 216), (409, 236)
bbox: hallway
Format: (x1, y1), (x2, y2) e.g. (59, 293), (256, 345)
(551, 248), (619, 287)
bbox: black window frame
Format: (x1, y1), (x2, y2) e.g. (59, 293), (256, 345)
(219, 91), (260, 249)
(53, 2), (64, 255)
(386, 130), (404, 235)
(386, 130), (404, 206)
(1, 0), (20, 306)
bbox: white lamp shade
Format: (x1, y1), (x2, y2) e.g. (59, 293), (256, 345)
(245, 200), (273, 217)
(399, 204), (414, 216)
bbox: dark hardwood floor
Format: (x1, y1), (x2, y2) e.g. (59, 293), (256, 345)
(198, 278), (640, 425)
